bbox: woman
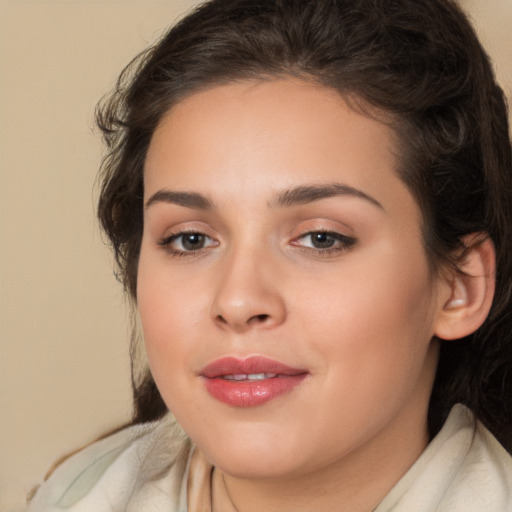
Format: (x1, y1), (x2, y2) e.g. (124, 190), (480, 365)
(28, 0), (512, 510)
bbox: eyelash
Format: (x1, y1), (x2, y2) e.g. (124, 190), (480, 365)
(157, 230), (356, 258)
(157, 230), (218, 257)
(292, 231), (356, 257)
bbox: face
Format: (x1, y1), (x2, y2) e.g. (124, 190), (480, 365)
(138, 79), (445, 480)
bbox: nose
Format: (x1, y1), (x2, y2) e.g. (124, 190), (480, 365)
(211, 247), (287, 333)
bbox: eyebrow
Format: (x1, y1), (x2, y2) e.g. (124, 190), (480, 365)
(145, 182), (383, 211)
(270, 183), (383, 209)
(145, 190), (214, 210)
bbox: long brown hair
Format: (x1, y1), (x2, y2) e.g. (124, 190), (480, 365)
(96, 0), (512, 449)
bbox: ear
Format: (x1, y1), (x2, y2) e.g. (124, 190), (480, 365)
(434, 234), (496, 341)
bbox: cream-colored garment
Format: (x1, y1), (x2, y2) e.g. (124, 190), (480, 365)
(27, 415), (194, 512)
(27, 405), (512, 511)
(375, 405), (512, 511)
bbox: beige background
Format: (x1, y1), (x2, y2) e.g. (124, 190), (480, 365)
(0, 1), (510, 510)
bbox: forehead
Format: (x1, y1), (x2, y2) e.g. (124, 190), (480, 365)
(144, 79), (417, 221)
(147, 78), (394, 151)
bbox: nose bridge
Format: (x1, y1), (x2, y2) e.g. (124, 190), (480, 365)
(211, 241), (286, 332)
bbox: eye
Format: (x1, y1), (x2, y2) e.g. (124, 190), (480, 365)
(305, 232), (338, 249)
(292, 231), (356, 254)
(158, 231), (218, 256)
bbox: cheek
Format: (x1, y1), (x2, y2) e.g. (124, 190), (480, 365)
(301, 245), (432, 333)
(295, 242), (436, 388)
(136, 253), (203, 385)
(287, 252), (436, 444)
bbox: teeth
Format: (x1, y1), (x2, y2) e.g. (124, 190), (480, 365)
(247, 373), (267, 380)
(222, 373), (277, 381)
(223, 374), (247, 381)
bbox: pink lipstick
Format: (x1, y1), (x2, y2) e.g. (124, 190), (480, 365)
(200, 356), (308, 407)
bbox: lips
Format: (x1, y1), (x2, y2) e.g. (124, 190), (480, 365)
(200, 356), (308, 407)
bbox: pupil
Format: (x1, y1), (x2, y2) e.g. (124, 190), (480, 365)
(312, 233), (334, 248)
(183, 233), (204, 250)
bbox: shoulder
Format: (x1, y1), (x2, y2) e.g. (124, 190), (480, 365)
(377, 404), (512, 512)
(440, 408), (512, 511)
(27, 414), (192, 512)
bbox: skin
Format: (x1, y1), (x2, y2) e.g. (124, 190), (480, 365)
(138, 79), (453, 512)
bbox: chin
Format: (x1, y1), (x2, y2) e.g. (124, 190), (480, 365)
(197, 426), (325, 480)
(211, 450), (307, 480)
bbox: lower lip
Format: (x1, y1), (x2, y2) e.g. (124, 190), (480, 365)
(203, 374), (307, 407)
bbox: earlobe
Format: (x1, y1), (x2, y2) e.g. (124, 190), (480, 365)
(434, 234), (496, 341)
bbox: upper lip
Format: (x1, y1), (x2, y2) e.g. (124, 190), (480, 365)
(200, 356), (308, 378)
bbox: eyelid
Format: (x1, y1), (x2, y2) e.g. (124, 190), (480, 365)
(157, 227), (219, 257)
(289, 216), (354, 235)
(292, 230), (355, 246)
(289, 225), (357, 257)
(155, 219), (217, 245)
(158, 228), (215, 245)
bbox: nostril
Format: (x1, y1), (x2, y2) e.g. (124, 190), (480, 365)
(251, 314), (270, 324)
(216, 315), (229, 325)
(215, 313), (270, 329)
